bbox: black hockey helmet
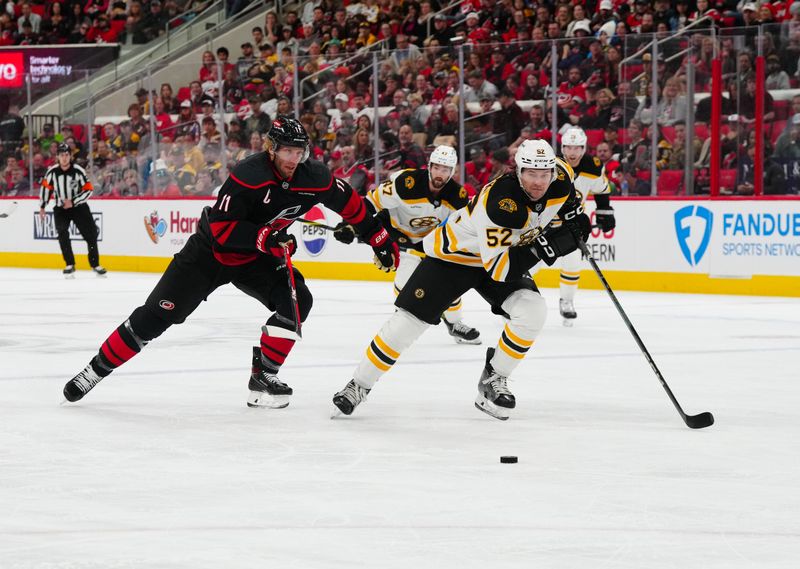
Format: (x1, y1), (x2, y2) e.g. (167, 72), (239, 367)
(267, 115), (310, 162)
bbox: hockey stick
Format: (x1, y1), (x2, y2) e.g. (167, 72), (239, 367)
(0, 201), (18, 219)
(282, 242), (303, 339)
(298, 218), (338, 231)
(578, 240), (715, 429)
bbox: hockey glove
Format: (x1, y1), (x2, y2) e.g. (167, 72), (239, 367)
(594, 194), (615, 231)
(532, 213), (590, 266)
(333, 221), (356, 244)
(366, 226), (400, 272)
(595, 207), (615, 231)
(256, 227), (297, 257)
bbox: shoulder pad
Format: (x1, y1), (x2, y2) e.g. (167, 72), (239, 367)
(440, 180), (470, 208)
(579, 155), (603, 176)
(484, 175), (529, 230)
(554, 158), (575, 183)
(293, 159), (333, 192)
(394, 169), (427, 199)
(230, 152), (275, 188)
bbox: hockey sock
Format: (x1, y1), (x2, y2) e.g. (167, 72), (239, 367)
(442, 297), (464, 324)
(559, 271), (580, 301)
(354, 309), (429, 389)
(491, 290), (547, 377)
(93, 319), (149, 377)
(260, 314), (300, 373)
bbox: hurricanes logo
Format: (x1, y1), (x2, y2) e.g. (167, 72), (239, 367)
(498, 198), (517, 213)
(414, 288), (425, 299)
(404, 176), (415, 189)
(144, 210), (167, 244)
(409, 216), (439, 228)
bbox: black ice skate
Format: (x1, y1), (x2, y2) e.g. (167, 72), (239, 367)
(332, 379), (370, 416)
(247, 347), (292, 408)
(63, 362), (104, 402)
(444, 319), (482, 345)
(93, 265), (108, 276)
(63, 265), (75, 279)
(559, 298), (577, 327)
(474, 348), (515, 421)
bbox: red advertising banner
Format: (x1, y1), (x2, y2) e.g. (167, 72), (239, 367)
(0, 51), (23, 89)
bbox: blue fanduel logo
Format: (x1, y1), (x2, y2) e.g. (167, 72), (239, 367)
(674, 205), (713, 266)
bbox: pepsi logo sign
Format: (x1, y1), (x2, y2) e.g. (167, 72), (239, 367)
(301, 206), (328, 257)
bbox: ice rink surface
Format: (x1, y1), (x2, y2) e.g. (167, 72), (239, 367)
(1, 267), (799, 569)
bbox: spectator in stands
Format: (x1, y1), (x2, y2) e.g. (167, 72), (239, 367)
(111, 121), (140, 156)
(0, 104), (24, 152)
(352, 127), (373, 164)
(596, 141), (622, 190)
(37, 123), (58, 150)
(128, 103), (149, 139)
(665, 121), (702, 170)
(159, 83), (176, 113)
(244, 94), (271, 137)
(1, 156), (19, 187)
(389, 33), (422, 72)
(248, 131), (263, 154)
(391, 124), (426, 170)
(736, 135), (786, 195)
(237, 42), (256, 77)
(641, 78), (687, 127)
(464, 146), (492, 190)
(3, 166), (30, 196)
(199, 116), (221, 149)
(766, 54), (791, 90)
(18, 2), (42, 34)
(174, 100), (200, 140)
(17, 19), (40, 45)
(581, 88), (617, 130)
(199, 50), (219, 83)
(739, 74), (775, 124)
(775, 114), (800, 159)
(149, 158), (181, 196)
(464, 70), (499, 104)
(494, 89), (525, 146)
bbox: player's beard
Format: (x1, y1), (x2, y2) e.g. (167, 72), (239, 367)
(430, 177), (446, 190)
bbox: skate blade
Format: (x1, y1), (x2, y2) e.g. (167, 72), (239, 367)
(330, 406), (345, 419)
(474, 396), (510, 421)
(453, 336), (482, 345)
(562, 318), (575, 327)
(246, 392), (290, 409)
(64, 274), (75, 280)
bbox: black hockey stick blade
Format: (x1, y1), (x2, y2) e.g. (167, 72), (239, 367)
(685, 411), (715, 429)
(578, 240), (714, 430)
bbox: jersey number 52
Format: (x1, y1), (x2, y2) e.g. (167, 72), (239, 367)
(486, 227), (512, 247)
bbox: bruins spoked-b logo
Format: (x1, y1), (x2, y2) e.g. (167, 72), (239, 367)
(414, 288), (425, 299)
(409, 216), (439, 229)
(498, 198), (517, 213)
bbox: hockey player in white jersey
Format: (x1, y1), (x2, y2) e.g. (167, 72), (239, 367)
(332, 140), (591, 420)
(334, 145), (482, 344)
(557, 127), (616, 325)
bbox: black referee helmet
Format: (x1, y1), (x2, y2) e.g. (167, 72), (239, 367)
(57, 143), (70, 154)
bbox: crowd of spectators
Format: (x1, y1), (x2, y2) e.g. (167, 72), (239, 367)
(4, 0), (800, 197)
(0, 0), (211, 46)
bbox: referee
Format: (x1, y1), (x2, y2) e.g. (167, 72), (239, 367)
(39, 143), (107, 277)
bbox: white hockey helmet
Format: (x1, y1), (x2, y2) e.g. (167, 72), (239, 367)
(428, 145), (458, 181)
(515, 139), (556, 181)
(561, 127), (588, 149)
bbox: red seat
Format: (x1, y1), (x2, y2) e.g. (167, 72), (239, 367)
(657, 170), (684, 195)
(719, 169), (737, 191)
(619, 127), (648, 145)
(64, 124), (85, 143)
(694, 123), (709, 140)
(585, 129), (603, 147)
(635, 170), (651, 181)
(773, 99), (790, 121)
(661, 126), (676, 144)
(770, 120), (787, 144)
(623, 64), (644, 81)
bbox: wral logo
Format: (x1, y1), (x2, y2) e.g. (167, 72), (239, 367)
(674, 205), (713, 266)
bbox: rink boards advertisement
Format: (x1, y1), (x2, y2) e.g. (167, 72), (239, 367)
(0, 197), (798, 297)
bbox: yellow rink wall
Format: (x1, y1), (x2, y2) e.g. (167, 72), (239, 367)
(1, 197), (799, 297)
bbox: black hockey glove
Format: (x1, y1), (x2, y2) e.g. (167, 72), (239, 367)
(366, 226), (400, 272)
(594, 194), (615, 231)
(532, 213), (590, 266)
(333, 221), (356, 244)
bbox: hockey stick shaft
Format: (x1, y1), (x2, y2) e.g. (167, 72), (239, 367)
(282, 243), (303, 339)
(578, 241), (713, 429)
(298, 219), (338, 231)
(0, 201), (18, 219)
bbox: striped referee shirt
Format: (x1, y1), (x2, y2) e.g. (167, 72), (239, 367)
(39, 163), (94, 209)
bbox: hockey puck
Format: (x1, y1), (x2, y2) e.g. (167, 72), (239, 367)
(500, 456), (518, 464)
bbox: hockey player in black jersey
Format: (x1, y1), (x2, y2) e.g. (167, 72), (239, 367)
(557, 127), (616, 325)
(63, 116), (399, 408)
(333, 145), (482, 344)
(333, 140), (591, 420)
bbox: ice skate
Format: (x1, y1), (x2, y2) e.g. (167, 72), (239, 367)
(559, 298), (577, 327)
(93, 265), (108, 277)
(332, 379), (370, 416)
(63, 362), (104, 402)
(63, 265), (75, 279)
(444, 319), (482, 345)
(474, 348), (515, 421)
(247, 347), (292, 408)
